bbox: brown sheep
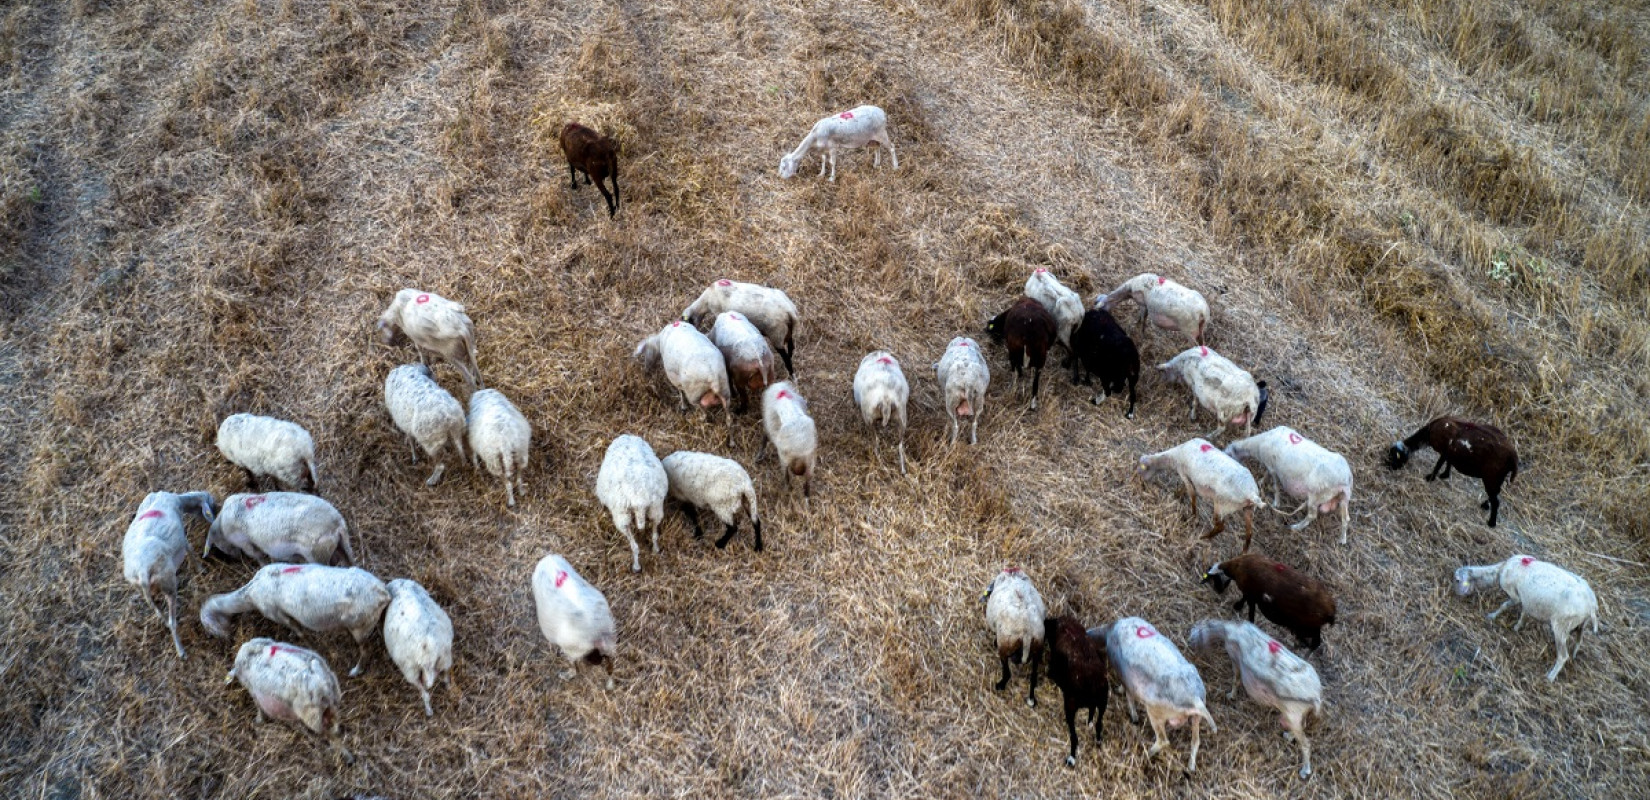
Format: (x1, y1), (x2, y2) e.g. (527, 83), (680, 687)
(560, 122), (620, 218)
(985, 296), (1058, 410)
(1386, 415), (1519, 527)
(1201, 554), (1337, 653)
(1045, 615), (1109, 767)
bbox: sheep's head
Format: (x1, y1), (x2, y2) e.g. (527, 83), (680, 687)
(1385, 441), (1411, 470)
(202, 599), (235, 638)
(375, 318), (406, 346)
(1453, 566), (1495, 596)
(1201, 563), (1232, 595)
(1253, 381), (1270, 427)
(984, 310), (1008, 342)
(778, 154), (800, 179)
(632, 336), (662, 371)
(1186, 620), (1226, 652)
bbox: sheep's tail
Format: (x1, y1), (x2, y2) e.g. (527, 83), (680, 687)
(1194, 700), (1217, 733)
(451, 427), (468, 467)
(305, 458), (320, 494)
(742, 483), (760, 524)
(1020, 637), (1032, 666)
(335, 523), (357, 566)
(1196, 315), (1207, 346)
(1252, 381), (1269, 428)
(465, 330), (482, 389)
(136, 573), (164, 619)
(1508, 457), (1519, 484)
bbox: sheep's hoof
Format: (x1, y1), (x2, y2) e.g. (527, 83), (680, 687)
(1065, 755), (1076, 768)
(605, 678), (616, 691)
(1300, 766), (1312, 780)
(1026, 697), (1037, 708)
(558, 669), (576, 681)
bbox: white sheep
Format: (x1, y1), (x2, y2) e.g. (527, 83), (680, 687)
(467, 388), (531, 508)
(634, 320), (733, 442)
(1157, 346), (1269, 440)
(123, 491), (215, 659)
(204, 492), (354, 566)
(761, 381), (818, 509)
(383, 579), (454, 716)
(660, 451), (763, 552)
(711, 311), (777, 411)
(682, 279), (801, 377)
(224, 637), (351, 762)
(1098, 617), (1217, 772)
(1097, 273), (1210, 347)
(980, 567), (1046, 707)
(778, 104), (898, 182)
(376, 288), (481, 389)
(595, 434), (670, 573)
(1025, 268), (1084, 349)
(1188, 619), (1323, 779)
(200, 563), (391, 677)
(216, 413), (319, 493)
(1138, 438), (1267, 552)
(1454, 555), (1600, 682)
(853, 351), (910, 474)
(935, 337), (990, 445)
(532, 554), (617, 689)
(384, 363), (468, 487)
(1225, 427), (1353, 544)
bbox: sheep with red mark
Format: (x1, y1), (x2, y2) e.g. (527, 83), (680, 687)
(935, 337), (990, 445)
(634, 320), (734, 442)
(225, 637), (351, 762)
(1188, 619), (1323, 779)
(661, 451), (763, 552)
(560, 122), (620, 218)
(1387, 415), (1519, 527)
(778, 105), (898, 182)
(985, 296), (1057, 410)
(200, 563), (391, 677)
(375, 289), (481, 390)
(385, 363), (468, 487)
(979, 567), (1045, 707)
(1454, 555), (1599, 682)
(533, 554), (617, 689)
(711, 311), (776, 412)
(1138, 439), (1267, 551)
(1066, 308), (1139, 418)
(1045, 615), (1110, 767)
(1157, 346), (1269, 440)
(217, 413), (320, 493)
(853, 351), (909, 473)
(204, 492), (354, 566)
(123, 490), (215, 659)
(761, 381), (819, 509)
(1025, 268), (1084, 349)
(1201, 553), (1337, 653)
(467, 388), (531, 508)
(682, 279), (800, 377)
(595, 434), (669, 573)
(383, 578), (454, 716)
(1097, 273), (1210, 346)
(1098, 617), (1217, 772)
(1225, 427), (1353, 544)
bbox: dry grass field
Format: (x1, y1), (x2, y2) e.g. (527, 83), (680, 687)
(2, 0), (1648, 796)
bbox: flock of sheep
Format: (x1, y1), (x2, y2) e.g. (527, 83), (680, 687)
(117, 105), (1603, 782)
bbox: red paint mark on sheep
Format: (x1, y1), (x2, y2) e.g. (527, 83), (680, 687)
(1274, 563), (1287, 573)
(1200, 346), (1209, 357)
(1288, 433), (1303, 445)
(138, 509), (164, 521)
(839, 111), (854, 119)
(1521, 556), (1535, 567)
(672, 320), (682, 327)
(1136, 627), (1156, 638)
(1158, 276), (1168, 285)
(415, 294), (430, 304)
(281, 566), (305, 575)
(777, 390), (791, 400)
(268, 645), (283, 658)
(1004, 566), (1022, 574)
(717, 279), (733, 287)
(877, 356), (893, 364)
(1200, 444), (1213, 452)
(555, 570), (569, 588)
(730, 313), (741, 321)
(244, 495), (267, 510)
(1268, 640), (1281, 654)
(958, 341), (968, 347)
(1035, 268), (1047, 274)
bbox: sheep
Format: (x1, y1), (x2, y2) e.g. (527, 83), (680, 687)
(1045, 614), (1110, 767)
(204, 492), (355, 567)
(1066, 308), (1139, 418)
(711, 311), (776, 412)
(560, 121), (620, 218)
(1025, 268), (1084, 349)
(224, 637), (352, 762)
(122, 491), (215, 659)
(1157, 346), (1269, 440)
(1138, 438), (1268, 551)
(985, 296), (1057, 410)
(384, 363), (468, 487)
(1202, 553), (1337, 653)
(1188, 619), (1323, 779)
(375, 288), (481, 390)
(1454, 555), (1600, 682)
(979, 567), (1046, 707)
(682, 279), (801, 377)
(595, 434), (670, 573)
(660, 450), (763, 552)
(467, 388), (531, 508)
(532, 554), (617, 689)
(216, 413), (319, 493)
(1386, 415), (1519, 528)
(761, 381), (819, 510)
(634, 320), (734, 443)
(935, 337), (990, 445)
(778, 105), (898, 182)
(1097, 273), (1210, 347)
(1099, 616), (1217, 772)
(1225, 427), (1353, 544)
(852, 351), (909, 474)
(200, 563), (391, 677)
(383, 579), (454, 717)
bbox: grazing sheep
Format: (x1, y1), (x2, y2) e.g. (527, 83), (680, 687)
(532, 554), (617, 689)
(778, 105), (898, 182)
(1225, 427), (1353, 544)
(935, 337), (990, 445)
(375, 288), (481, 390)
(1454, 555), (1599, 682)
(1157, 346), (1269, 440)
(225, 638), (351, 762)
(385, 364), (468, 487)
(660, 451), (763, 552)
(1387, 416), (1519, 528)
(200, 563), (391, 677)
(1046, 615), (1110, 767)
(1138, 439), (1268, 551)
(383, 579), (454, 717)
(467, 388), (531, 508)
(1188, 619), (1323, 779)
(852, 351), (909, 474)
(979, 567), (1046, 707)
(217, 413), (319, 493)
(1066, 308), (1139, 418)
(204, 492), (354, 567)
(634, 320), (734, 442)
(682, 279), (801, 377)
(123, 491), (215, 659)
(595, 434), (669, 573)
(1202, 553), (1338, 653)
(1097, 273), (1210, 347)
(1025, 268), (1085, 350)
(985, 296), (1058, 410)
(560, 122), (620, 218)
(1100, 617), (1217, 772)
(711, 311), (777, 411)
(761, 381), (819, 509)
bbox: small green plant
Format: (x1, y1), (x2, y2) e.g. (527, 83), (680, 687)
(28, 185), (42, 204)
(1488, 250), (1513, 285)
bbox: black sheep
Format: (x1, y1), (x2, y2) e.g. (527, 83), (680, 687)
(1385, 415), (1519, 527)
(1065, 308), (1139, 418)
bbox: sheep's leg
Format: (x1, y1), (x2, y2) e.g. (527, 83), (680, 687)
(682, 505), (704, 539)
(603, 653), (616, 691)
(1188, 395), (1198, 421)
(828, 148), (838, 182)
(969, 414), (979, 446)
(1514, 608), (1527, 631)
(1146, 712), (1169, 757)
(1027, 645), (1041, 707)
(1202, 514), (1225, 541)
(622, 522), (642, 573)
(948, 413), (959, 445)
(885, 137), (899, 169)
(568, 163), (579, 190)
(1426, 454), (1448, 481)
(1228, 670), (1240, 700)
(1187, 715), (1202, 772)
(1063, 696), (1081, 766)
(1487, 598), (1518, 622)
(421, 685), (434, 717)
(425, 461), (447, 487)
(1030, 365), (1042, 411)
(596, 179), (616, 219)
(349, 634), (370, 677)
(1546, 622), (1572, 682)
(406, 435), (419, 464)
(995, 656), (1012, 692)
(714, 521), (738, 549)
(609, 169), (619, 214)
(1287, 709), (1312, 779)
(1289, 506), (1319, 531)
(1339, 495), (1350, 545)
(1482, 478), (1504, 527)
(650, 518), (661, 554)
(896, 433), (907, 475)
(164, 588), (186, 660)
(1242, 508), (1254, 552)
(242, 467), (259, 492)
(817, 150), (828, 178)
(1125, 692), (1140, 724)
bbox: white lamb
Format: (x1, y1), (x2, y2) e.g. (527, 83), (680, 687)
(216, 413), (319, 493)
(384, 363), (468, 486)
(1098, 617), (1217, 772)
(778, 104), (898, 182)
(853, 351), (910, 474)
(1097, 273), (1210, 347)
(1025, 268), (1084, 349)
(200, 563), (392, 677)
(1188, 619), (1323, 779)
(532, 554), (617, 689)
(711, 311), (777, 411)
(1157, 346), (1269, 440)
(122, 490), (215, 659)
(1224, 427), (1353, 544)
(935, 337), (990, 445)
(204, 492), (354, 566)
(761, 381), (818, 510)
(682, 279), (801, 377)
(225, 637), (351, 762)
(1138, 438), (1267, 552)
(376, 288), (481, 389)
(467, 388), (532, 508)
(383, 578), (454, 717)
(634, 320), (733, 442)
(980, 567), (1046, 707)
(1454, 555), (1601, 682)
(595, 434), (669, 573)
(660, 451), (763, 552)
